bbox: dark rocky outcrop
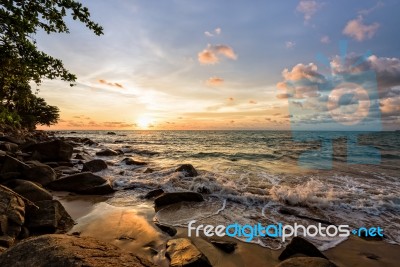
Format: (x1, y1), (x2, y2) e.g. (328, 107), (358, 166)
(0, 234), (155, 267)
(96, 148), (119, 156)
(0, 185), (28, 248)
(0, 142), (19, 153)
(154, 192), (204, 208)
(2, 180), (52, 202)
(107, 132), (117, 135)
(23, 140), (73, 162)
(22, 162), (56, 186)
(48, 172), (114, 195)
(144, 189), (164, 199)
(25, 200), (74, 234)
(175, 164), (198, 177)
(122, 157), (147, 166)
(154, 222), (177, 237)
(279, 237), (327, 261)
(0, 155), (30, 174)
(81, 159), (108, 173)
(275, 257), (336, 267)
(210, 240), (237, 253)
(166, 238), (211, 267)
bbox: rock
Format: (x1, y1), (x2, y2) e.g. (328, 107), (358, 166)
(279, 237), (327, 261)
(166, 238), (211, 267)
(275, 257), (336, 267)
(25, 200), (74, 234)
(82, 159), (108, 173)
(0, 172), (21, 180)
(82, 138), (97, 146)
(143, 168), (154, 173)
(23, 140), (73, 162)
(43, 162), (59, 168)
(155, 223), (177, 237)
(144, 189), (164, 199)
(0, 185), (26, 226)
(0, 155), (30, 174)
(48, 172), (114, 195)
(2, 180), (52, 202)
(122, 157), (147, 166)
(107, 131), (117, 135)
(96, 148), (119, 156)
(175, 164), (198, 177)
(154, 192), (204, 208)
(22, 163), (56, 186)
(0, 136), (23, 145)
(210, 240), (237, 253)
(0, 142), (18, 153)
(0, 185), (27, 246)
(0, 234), (155, 267)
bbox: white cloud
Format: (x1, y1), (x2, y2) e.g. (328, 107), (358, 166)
(285, 41), (296, 49)
(343, 17), (380, 41)
(297, 0), (320, 23)
(204, 27), (222, 37)
(198, 44), (237, 64)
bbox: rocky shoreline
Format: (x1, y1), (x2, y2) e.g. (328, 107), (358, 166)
(0, 128), (396, 266)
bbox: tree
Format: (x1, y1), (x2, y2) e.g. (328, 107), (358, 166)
(0, 0), (103, 128)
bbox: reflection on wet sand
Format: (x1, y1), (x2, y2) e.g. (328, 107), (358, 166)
(70, 202), (169, 266)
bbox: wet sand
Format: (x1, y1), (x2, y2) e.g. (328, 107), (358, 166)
(57, 194), (400, 267)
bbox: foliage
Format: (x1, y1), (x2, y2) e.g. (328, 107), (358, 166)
(0, 0), (103, 128)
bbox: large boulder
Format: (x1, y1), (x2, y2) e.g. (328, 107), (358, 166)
(0, 185), (27, 248)
(22, 162), (56, 186)
(96, 148), (119, 156)
(275, 257), (336, 267)
(2, 180), (52, 202)
(48, 172), (114, 195)
(0, 234), (155, 267)
(0, 155), (29, 174)
(81, 159), (108, 173)
(0, 142), (19, 153)
(279, 237), (327, 261)
(166, 238), (211, 267)
(175, 164), (198, 177)
(25, 200), (74, 234)
(23, 140), (73, 162)
(154, 192), (204, 209)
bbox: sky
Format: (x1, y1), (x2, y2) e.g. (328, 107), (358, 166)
(35, 0), (400, 130)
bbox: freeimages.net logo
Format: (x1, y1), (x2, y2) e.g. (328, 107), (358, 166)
(285, 40), (381, 169)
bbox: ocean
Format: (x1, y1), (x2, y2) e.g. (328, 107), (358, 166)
(57, 130), (400, 250)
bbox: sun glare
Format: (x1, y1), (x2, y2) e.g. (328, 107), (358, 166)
(137, 116), (152, 128)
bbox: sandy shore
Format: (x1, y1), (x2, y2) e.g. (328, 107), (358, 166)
(55, 193), (400, 267)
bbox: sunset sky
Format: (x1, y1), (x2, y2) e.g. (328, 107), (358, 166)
(36, 0), (400, 130)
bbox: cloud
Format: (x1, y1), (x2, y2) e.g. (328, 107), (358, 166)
(206, 76), (224, 86)
(277, 54), (400, 128)
(198, 44), (237, 64)
(205, 27), (222, 37)
(297, 0), (320, 23)
(358, 1), (384, 16)
(285, 41), (296, 49)
(249, 100), (257, 104)
(228, 97), (234, 102)
(320, 35), (330, 44)
(98, 79), (124, 88)
(343, 17), (380, 41)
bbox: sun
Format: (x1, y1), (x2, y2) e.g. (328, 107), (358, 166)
(137, 116), (152, 128)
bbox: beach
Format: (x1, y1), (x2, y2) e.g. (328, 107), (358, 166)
(0, 129), (399, 266)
